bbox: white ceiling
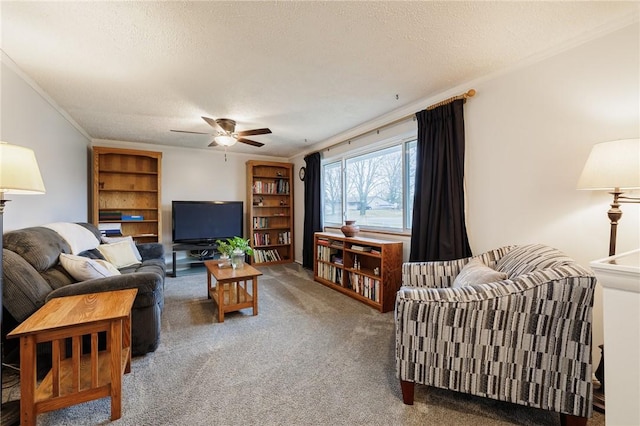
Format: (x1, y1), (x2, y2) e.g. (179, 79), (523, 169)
(2, 1), (638, 158)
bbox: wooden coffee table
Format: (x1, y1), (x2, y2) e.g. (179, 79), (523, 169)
(7, 289), (137, 425)
(205, 260), (262, 322)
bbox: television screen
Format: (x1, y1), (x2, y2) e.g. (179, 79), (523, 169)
(172, 201), (243, 244)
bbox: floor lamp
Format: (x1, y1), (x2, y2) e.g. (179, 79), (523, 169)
(576, 137), (640, 411)
(577, 138), (640, 256)
(0, 142), (46, 426)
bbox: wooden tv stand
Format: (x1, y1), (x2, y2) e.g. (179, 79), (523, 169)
(171, 243), (219, 277)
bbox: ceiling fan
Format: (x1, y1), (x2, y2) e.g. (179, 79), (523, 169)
(171, 117), (271, 147)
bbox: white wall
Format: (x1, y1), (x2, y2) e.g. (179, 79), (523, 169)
(1, 54), (91, 230)
(465, 23), (640, 261)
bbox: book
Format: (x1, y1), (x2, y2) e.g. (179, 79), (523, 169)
(351, 245), (371, 252)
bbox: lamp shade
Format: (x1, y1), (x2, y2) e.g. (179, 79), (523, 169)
(577, 138), (640, 190)
(0, 141), (46, 194)
(214, 135), (237, 147)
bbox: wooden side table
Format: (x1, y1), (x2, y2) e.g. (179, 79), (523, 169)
(7, 289), (137, 425)
(205, 260), (262, 322)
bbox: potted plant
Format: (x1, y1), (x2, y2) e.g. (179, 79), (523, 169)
(216, 236), (253, 269)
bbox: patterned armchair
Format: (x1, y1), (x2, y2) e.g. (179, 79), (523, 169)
(395, 244), (596, 426)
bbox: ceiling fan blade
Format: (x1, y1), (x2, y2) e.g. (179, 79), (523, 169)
(236, 128), (272, 137)
(202, 116), (225, 133)
(237, 138), (264, 147)
(170, 130), (210, 135)
(208, 139), (219, 147)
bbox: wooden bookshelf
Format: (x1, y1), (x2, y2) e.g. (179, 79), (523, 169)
(91, 147), (162, 243)
(246, 160), (293, 265)
(313, 232), (403, 313)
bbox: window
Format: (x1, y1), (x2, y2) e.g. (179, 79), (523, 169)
(322, 161), (342, 224)
(322, 139), (417, 233)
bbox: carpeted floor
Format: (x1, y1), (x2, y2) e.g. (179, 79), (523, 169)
(5, 263), (605, 425)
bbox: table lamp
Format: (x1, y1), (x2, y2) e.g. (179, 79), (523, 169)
(0, 141), (46, 425)
(577, 138), (640, 256)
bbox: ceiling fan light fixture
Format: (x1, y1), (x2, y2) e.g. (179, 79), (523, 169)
(214, 135), (237, 147)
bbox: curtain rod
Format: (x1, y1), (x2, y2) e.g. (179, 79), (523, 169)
(324, 89), (476, 153)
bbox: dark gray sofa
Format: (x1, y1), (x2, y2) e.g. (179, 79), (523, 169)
(2, 222), (165, 356)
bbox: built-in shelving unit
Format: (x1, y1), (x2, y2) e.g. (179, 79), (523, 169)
(314, 232), (403, 312)
(246, 160), (293, 265)
(91, 147), (162, 243)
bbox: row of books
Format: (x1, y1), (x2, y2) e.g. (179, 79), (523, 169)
(317, 238), (343, 248)
(252, 180), (290, 195)
(254, 249), (283, 263)
(99, 211), (144, 221)
(317, 244), (339, 262)
(277, 231), (291, 245)
(348, 272), (380, 302)
(253, 217), (269, 229)
(254, 232), (271, 246)
(98, 222), (123, 237)
(253, 231), (292, 247)
(317, 263), (342, 284)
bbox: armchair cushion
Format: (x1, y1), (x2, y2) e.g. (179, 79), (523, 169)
(451, 258), (507, 288)
(495, 243), (575, 277)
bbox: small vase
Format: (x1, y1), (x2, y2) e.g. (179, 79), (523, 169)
(218, 254), (231, 268)
(341, 220), (360, 237)
(231, 249), (245, 269)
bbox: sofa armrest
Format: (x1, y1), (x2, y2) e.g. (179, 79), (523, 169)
(136, 243), (164, 261)
(46, 272), (162, 309)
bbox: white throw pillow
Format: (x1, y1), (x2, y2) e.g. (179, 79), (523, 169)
(452, 258), (507, 288)
(43, 223), (100, 255)
(101, 235), (142, 261)
(59, 253), (121, 281)
(97, 240), (142, 269)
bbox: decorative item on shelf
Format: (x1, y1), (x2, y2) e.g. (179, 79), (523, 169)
(341, 220), (360, 237)
(216, 236), (254, 269)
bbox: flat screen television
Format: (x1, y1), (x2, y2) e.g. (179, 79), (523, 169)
(172, 201), (243, 244)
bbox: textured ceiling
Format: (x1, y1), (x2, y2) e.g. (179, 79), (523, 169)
(2, 1), (638, 157)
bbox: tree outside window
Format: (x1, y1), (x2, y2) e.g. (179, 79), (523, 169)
(322, 139), (416, 233)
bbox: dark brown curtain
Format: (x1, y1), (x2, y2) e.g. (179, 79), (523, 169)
(409, 99), (471, 261)
(302, 152), (322, 269)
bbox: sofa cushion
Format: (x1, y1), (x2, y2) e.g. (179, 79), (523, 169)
(43, 222), (100, 255)
(98, 241), (142, 269)
(59, 253), (121, 281)
(3, 227), (70, 272)
(495, 244), (576, 277)
(2, 249), (53, 322)
(101, 235), (142, 261)
(452, 258), (507, 288)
